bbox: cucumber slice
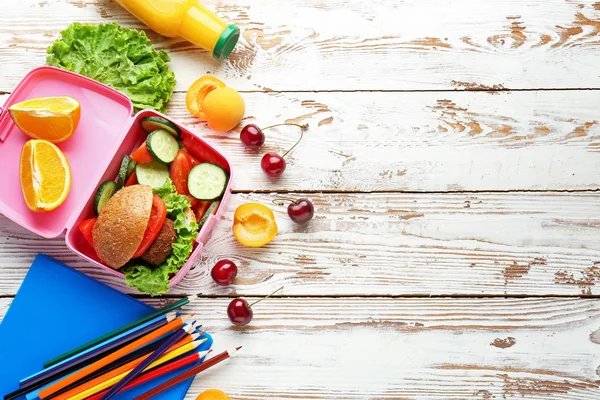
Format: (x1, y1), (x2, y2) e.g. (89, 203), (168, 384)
(126, 158), (137, 178)
(141, 116), (181, 138)
(94, 181), (118, 215)
(199, 201), (219, 228)
(116, 155), (131, 189)
(188, 163), (227, 200)
(136, 160), (169, 188)
(146, 129), (179, 164)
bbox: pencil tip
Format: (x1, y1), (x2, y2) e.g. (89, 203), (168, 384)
(180, 314), (194, 323)
(236, 346), (242, 351)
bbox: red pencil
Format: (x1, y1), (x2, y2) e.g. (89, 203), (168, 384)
(87, 350), (212, 400)
(134, 347), (242, 400)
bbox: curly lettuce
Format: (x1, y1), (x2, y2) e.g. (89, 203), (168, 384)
(124, 179), (199, 295)
(46, 22), (176, 113)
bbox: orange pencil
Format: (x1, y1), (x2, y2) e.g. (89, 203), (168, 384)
(38, 315), (193, 399)
(52, 331), (202, 400)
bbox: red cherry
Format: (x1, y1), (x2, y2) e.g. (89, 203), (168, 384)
(288, 198), (314, 224)
(261, 153), (286, 177)
(240, 124), (265, 149)
(227, 286), (283, 326)
(257, 123), (308, 177)
(211, 259), (238, 286)
(227, 298), (253, 325)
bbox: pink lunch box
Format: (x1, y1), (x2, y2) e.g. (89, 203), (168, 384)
(0, 66), (233, 291)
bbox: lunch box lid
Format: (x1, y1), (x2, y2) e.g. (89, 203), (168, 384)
(0, 67), (134, 238)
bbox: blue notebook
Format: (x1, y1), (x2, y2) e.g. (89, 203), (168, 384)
(0, 254), (211, 399)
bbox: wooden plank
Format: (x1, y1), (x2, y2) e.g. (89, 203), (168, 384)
(1, 0), (600, 91)
(5, 89), (599, 192)
(0, 192), (599, 297)
(134, 90), (600, 192)
(1, 297), (599, 399)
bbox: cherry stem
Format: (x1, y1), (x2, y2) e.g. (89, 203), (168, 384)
(282, 128), (305, 158)
(261, 123), (309, 132)
(249, 286), (284, 307)
(272, 197), (296, 206)
(260, 123), (308, 159)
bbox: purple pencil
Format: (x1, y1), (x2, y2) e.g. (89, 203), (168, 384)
(100, 321), (198, 400)
(19, 311), (179, 391)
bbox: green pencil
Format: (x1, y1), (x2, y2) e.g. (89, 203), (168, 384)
(42, 293), (200, 368)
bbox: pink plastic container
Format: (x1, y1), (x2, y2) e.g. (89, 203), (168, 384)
(0, 66), (232, 290)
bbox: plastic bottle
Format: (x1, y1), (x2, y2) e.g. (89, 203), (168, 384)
(114, 0), (240, 60)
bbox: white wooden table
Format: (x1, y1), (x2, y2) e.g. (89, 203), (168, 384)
(2, 0), (600, 398)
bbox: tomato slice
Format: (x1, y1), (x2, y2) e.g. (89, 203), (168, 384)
(130, 143), (154, 164)
(170, 150), (198, 208)
(170, 151), (192, 195)
(124, 172), (137, 187)
(181, 133), (229, 172)
(180, 149), (200, 166)
(78, 218), (97, 248)
(186, 195), (198, 209)
(193, 200), (212, 222)
(132, 194), (167, 259)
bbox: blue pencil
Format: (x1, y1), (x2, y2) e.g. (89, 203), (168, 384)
(19, 311), (179, 390)
(99, 321), (198, 400)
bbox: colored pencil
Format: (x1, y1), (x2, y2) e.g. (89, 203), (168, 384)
(38, 315), (192, 399)
(20, 312), (179, 390)
(99, 323), (196, 400)
(134, 347), (242, 400)
(62, 343), (209, 400)
(5, 325), (184, 400)
(10, 336), (170, 400)
(87, 350), (211, 400)
(52, 334), (203, 400)
(43, 294), (201, 368)
(44, 332), (203, 400)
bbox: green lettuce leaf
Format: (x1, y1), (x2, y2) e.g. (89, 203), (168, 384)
(46, 22), (176, 113)
(124, 179), (199, 295)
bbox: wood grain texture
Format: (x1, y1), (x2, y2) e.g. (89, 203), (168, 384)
(1, 297), (599, 399)
(1, 0), (600, 91)
(5, 89), (598, 192)
(157, 90), (600, 192)
(0, 192), (599, 297)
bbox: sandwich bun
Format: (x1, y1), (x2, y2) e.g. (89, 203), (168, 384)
(92, 184), (153, 269)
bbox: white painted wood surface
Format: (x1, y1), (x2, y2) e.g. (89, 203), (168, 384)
(1, 297), (600, 399)
(2, 0), (600, 91)
(1, 192), (600, 296)
(1, 0), (600, 399)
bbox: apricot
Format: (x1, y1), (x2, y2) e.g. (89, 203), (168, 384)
(186, 75), (245, 132)
(186, 75), (226, 119)
(196, 389), (231, 400)
(233, 202), (278, 247)
(202, 87), (245, 132)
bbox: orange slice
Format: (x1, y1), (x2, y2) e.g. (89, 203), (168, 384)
(20, 140), (71, 212)
(9, 96), (81, 143)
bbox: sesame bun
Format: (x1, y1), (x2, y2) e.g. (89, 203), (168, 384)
(92, 184), (153, 269)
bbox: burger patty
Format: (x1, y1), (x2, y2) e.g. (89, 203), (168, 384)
(141, 218), (177, 266)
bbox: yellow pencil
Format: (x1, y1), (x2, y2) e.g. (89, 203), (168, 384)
(65, 339), (207, 400)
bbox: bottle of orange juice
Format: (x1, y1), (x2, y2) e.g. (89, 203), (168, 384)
(114, 0), (240, 60)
